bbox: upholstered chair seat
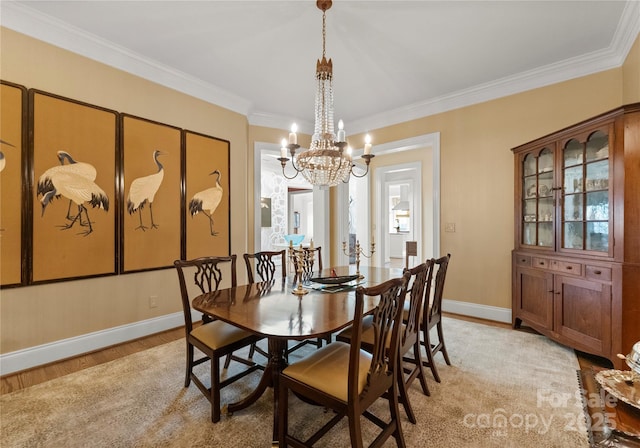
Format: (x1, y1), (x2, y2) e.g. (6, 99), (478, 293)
(281, 341), (372, 401)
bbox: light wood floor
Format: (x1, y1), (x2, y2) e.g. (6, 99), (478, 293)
(0, 313), (610, 395)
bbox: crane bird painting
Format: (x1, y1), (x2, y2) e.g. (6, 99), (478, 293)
(38, 151), (109, 236)
(189, 169), (224, 236)
(126, 150), (165, 231)
(0, 139), (15, 173)
(38, 151), (97, 221)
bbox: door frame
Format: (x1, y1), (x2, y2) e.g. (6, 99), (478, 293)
(365, 133), (440, 266)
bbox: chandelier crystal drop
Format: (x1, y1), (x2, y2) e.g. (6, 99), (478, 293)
(278, 0), (374, 187)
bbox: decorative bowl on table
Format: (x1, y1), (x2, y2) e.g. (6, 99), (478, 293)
(283, 234), (305, 246)
(309, 274), (359, 285)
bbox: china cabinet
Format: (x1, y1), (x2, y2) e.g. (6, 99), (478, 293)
(511, 104), (640, 369)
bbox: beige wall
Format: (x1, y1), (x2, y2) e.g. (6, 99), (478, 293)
(353, 69), (623, 310)
(2, 27), (638, 356)
(0, 28), (250, 353)
(623, 34), (640, 104)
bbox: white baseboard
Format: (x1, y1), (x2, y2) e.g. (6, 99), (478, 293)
(0, 311), (197, 376)
(442, 299), (512, 324)
(1, 302), (510, 376)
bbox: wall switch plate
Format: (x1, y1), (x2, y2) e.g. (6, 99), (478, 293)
(445, 223), (456, 232)
(149, 295), (158, 308)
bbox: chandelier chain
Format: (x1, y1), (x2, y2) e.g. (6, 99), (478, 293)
(322, 10), (326, 60)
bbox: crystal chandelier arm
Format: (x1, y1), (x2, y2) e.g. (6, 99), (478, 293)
(349, 154), (375, 179)
(288, 144), (304, 173)
(280, 165), (301, 180)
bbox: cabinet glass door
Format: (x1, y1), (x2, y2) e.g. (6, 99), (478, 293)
(521, 148), (553, 247)
(561, 130), (610, 252)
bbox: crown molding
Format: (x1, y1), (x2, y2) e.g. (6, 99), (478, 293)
(1, 1), (252, 116)
(3, 1), (638, 134)
(248, 112), (314, 136)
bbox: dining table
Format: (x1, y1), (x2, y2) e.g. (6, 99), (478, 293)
(191, 265), (404, 443)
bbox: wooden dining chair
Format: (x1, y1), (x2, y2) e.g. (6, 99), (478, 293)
(278, 273), (410, 448)
(174, 255), (263, 423)
(336, 261), (433, 424)
(243, 250), (286, 358)
(243, 250), (287, 284)
(420, 253), (452, 383)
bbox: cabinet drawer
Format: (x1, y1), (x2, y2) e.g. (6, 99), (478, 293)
(552, 260), (582, 276)
(515, 255), (531, 267)
(532, 257), (550, 269)
(585, 265), (612, 282)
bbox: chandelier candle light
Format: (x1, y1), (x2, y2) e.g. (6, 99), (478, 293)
(278, 0), (375, 187)
(342, 239), (375, 279)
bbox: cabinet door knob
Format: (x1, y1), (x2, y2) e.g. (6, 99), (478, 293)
(566, 266), (572, 270)
(594, 270), (602, 275)
(539, 261), (544, 265)
(555, 292), (561, 295)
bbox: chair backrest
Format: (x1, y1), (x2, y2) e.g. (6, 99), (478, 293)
(291, 246), (322, 279)
(243, 250), (286, 284)
(402, 260), (434, 352)
(349, 273), (409, 405)
(428, 253), (451, 323)
(173, 255), (237, 331)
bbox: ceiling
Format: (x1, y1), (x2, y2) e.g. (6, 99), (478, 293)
(2, 1), (639, 135)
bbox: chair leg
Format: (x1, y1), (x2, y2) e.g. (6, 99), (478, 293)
(347, 410), (365, 448)
(412, 340), (430, 396)
(422, 327), (441, 383)
(249, 343), (256, 359)
(397, 356), (417, 424)
(223, 353), (232, 369)
(211, 356), (221, 423)
(185, 342), (194, 387)
(437, 322), (451, 365)
(277, 380), (289, 448)
(389, 380), (407, 448)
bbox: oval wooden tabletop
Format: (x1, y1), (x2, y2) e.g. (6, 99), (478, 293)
(191, 266), (404, 340)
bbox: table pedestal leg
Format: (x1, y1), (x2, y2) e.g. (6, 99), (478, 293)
(224, 338), (287, 443)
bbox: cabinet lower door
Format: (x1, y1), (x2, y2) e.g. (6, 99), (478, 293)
(553, 275), (611, 356)
(515, 267), (554, 330)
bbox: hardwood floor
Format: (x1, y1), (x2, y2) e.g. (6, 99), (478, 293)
(0, 327), (185, 395)
(1, 313), (612, 395)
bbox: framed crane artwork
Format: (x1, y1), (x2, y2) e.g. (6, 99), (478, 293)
(0, 81), (27, 288)
(183, 130), (230, 260)
(121, 115), (181, 273)
(29, 90), (118, 283)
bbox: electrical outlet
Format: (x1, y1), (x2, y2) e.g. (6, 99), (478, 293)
(445, 222), (456, 232)
(149, 295), (158, 308)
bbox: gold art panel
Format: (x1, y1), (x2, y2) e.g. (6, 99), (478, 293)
(0, 82), (27, 287)
(30, 91), (117, 283)
(184, 131), (230, 259)
(121, 115), (181, 272)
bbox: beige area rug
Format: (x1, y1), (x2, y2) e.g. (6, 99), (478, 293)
(1, 317), (590, 447)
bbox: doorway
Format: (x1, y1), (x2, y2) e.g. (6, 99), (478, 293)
(253, 142), (330, 255)
(256, 132), (440, 267)
(371, 133), (441, 267)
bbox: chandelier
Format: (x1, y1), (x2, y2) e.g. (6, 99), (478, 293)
(278, 0), (374, 187)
